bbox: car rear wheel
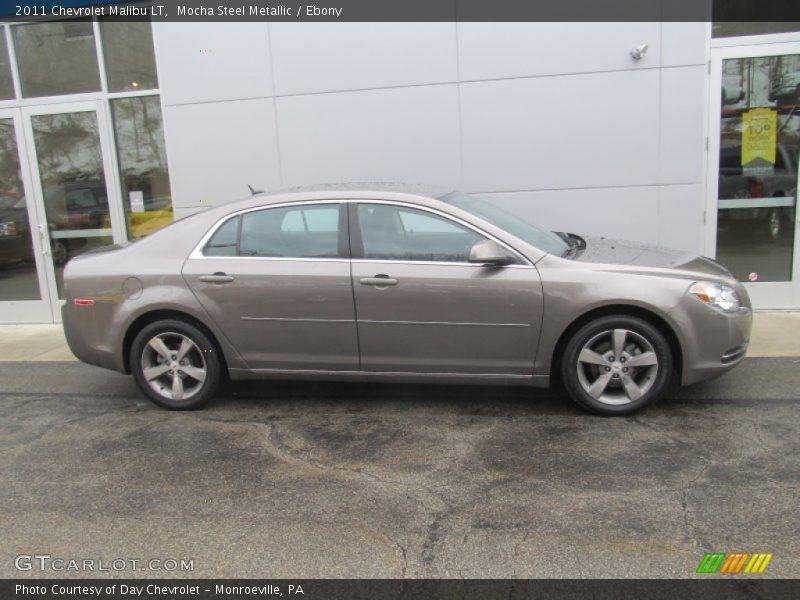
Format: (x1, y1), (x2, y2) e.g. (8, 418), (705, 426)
(561, 315), (673, 415)
(130, 319), (221, 409)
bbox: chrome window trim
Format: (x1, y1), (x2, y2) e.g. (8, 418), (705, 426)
(191, 255), (351, 263)
(189, 197), (534, 268)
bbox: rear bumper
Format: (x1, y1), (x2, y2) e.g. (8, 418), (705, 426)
(62, 301), (126, 373)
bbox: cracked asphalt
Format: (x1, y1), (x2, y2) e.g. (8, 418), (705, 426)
(1, 358), (798, 579)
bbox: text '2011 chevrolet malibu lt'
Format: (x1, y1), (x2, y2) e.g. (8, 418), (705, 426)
(62, 184), (752, 415)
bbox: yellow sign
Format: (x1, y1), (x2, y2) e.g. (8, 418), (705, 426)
(741, 108), (777, 166)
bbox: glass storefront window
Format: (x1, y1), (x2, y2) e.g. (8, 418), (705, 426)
(111, 96), (173, 239)
(100, 20), (159, 92)
(0, 32), (14, 100)
(1, 18), (168, 320)
(715, 54), (800, 283)
(0, 118), (42, 301)
(13, 20), (101, 98)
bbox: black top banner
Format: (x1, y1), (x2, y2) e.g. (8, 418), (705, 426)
(2, 0), (798, 23)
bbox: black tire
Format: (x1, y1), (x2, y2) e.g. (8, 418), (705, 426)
(130, 319), (222, 409)
(561, 315), (673, 415)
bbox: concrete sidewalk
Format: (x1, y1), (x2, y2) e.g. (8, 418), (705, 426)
(0, 311), (797, 361)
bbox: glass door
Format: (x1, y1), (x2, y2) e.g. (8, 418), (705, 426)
(21, 101), (126, 319)
(708, 41), (800, 309)
(0, 108), (52, 322)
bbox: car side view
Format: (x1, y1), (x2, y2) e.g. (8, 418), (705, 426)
(62, 184), (752, 415)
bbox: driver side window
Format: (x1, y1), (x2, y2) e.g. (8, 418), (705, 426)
(357, 204), (485, 262)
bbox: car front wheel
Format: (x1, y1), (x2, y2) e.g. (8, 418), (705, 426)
(130, 319), (222, 409)
(561, 315), (673, 415)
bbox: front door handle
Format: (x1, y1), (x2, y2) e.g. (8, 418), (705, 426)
(360, 275), (398, 287)
(199, 272), (234, 284)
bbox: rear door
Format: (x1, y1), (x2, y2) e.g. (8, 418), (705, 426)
(182, 201), (359, 371)
(350, 202), (543, 375)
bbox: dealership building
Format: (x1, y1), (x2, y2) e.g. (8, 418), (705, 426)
(0, 14), (799, 322)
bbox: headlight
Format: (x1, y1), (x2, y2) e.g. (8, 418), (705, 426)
(688, 282), (742, 313)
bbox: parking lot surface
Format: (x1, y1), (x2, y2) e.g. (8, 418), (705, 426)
(1, 358), (798, 578)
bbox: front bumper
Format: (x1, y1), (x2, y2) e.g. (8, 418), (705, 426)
(679, 297), (753, 386)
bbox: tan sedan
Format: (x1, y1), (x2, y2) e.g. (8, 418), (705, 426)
(62, 184), (752, 415)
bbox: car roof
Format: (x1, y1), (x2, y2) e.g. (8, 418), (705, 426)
(257, 182), (452, 197)
(194, 182), (455, 218)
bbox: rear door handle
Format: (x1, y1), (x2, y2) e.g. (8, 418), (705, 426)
(359, 275), (398, 287)
(199, 272), (234, 284)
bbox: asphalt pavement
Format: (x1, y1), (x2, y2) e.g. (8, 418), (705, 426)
(1, 358), (798, 578)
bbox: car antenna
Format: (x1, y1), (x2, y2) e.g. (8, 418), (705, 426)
(247, 184), (263, 197)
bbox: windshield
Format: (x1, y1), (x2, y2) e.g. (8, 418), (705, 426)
(441, 191), (569, 256)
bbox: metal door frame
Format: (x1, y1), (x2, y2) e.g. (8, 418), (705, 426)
(0, 107), (53, 322)
(20, 100), (126, 321)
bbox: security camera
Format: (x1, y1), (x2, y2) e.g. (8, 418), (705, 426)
(630, 44), (649, 60)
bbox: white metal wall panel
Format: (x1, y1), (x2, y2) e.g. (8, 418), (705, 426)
(269, 23), (458, 95)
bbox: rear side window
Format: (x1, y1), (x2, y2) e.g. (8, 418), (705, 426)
(203, 204), (341, 258)
(203, 215), (239, 256)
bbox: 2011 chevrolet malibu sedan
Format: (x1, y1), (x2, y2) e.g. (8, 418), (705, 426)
(62, 184), (752, 415)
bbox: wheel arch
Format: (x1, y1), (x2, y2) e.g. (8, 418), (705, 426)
(549, 304), (683, 388)
(122, 309), (229, 376)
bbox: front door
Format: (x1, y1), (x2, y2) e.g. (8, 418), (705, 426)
(350, 202), (543, 376)
(182, 202), (360, 371)
(708, 41), (800, 308)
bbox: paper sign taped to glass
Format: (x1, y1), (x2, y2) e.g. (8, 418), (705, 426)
(741, 108), (777, 176)
(129, 190), (145, 213)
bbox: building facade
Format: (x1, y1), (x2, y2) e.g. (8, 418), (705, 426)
(0, 20), (798, 322)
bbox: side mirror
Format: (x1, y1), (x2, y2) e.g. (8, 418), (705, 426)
(469, 239), (513, 266)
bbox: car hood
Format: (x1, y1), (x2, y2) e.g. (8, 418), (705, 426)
(571, 234), (732, 278)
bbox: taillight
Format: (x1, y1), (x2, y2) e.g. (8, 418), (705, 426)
(74, 298), (95, 306)
(748, 179), (764, 198)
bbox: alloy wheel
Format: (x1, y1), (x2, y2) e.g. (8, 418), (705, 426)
(575, 328), (659, 406)
(140, 332), (207, 401)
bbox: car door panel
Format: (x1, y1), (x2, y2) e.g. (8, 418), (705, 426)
(184, 258), (358, 371)
(352, 261), (542, 374)
(182, 202), (359, 371)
